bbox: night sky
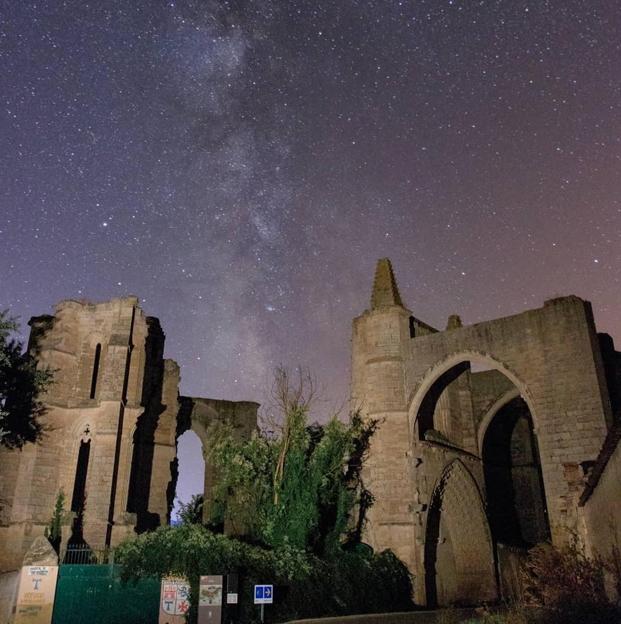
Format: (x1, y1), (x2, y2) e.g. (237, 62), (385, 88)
(2, 1), (620, 505)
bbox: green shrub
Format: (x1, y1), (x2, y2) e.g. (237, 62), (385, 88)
(116, 524), (414, 623)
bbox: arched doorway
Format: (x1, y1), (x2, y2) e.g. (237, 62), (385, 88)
(482, 397), (550, 546)
(424, 460), (496, 606)
(412, 354), (550, 547)
(411, 352), (537, 451)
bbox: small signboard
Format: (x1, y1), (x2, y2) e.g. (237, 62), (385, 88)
(226, 592), (238, 604)
(159, 576), (190, 624)
(254, 584), (273, 604)
(198, 575), (223, 624)
(14, 565), (59, 624)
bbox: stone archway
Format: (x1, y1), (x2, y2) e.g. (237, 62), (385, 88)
(174, 397), (259, 526)
(477, 387), (521, 453)
(175, 398), (218, 524)
(482, 397), (550, 546)
(174, 428), (206, 521)
(409, 350), (539, 450)
(424, 460), (496, 606)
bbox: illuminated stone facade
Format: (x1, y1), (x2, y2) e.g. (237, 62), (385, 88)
(0, 297), (257, 571)
(353, 259), (621, 605)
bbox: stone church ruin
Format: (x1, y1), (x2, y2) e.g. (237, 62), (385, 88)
(1, 260), (620, 608)
(0, 297), (257, 571)
(353, 259), (621, 605)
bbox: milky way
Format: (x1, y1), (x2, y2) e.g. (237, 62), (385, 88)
(2, 1), (620, 421)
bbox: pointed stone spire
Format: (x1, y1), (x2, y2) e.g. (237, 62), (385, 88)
(371, 258), (404, 309)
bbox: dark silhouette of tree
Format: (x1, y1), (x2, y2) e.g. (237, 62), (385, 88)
(0, 311), (53, 448)
(177, 494), (204, 525)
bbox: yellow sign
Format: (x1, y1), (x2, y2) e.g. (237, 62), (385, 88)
(14, 565), (59, 624)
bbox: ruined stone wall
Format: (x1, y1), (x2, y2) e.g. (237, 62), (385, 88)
(146, 359), (181, 528)
(402, 296), (611, 545)
(580, 424), (621, 600)
(0, 296), (259, 572)
(0, 298), (154, 569)
(176, 397), (259, 524)
(353, 259), (615, 606)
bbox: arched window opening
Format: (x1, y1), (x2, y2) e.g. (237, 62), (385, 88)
(71, 439), (90, 513)
(66, 437), (92, 554)
(482, 397), (550, 546)
(89, 343), (101, 399)
(173, 430), (206, 525)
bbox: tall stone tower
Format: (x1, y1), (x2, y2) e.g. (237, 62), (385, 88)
(0, 297), (258, 572)
(351, 259), (418, 570)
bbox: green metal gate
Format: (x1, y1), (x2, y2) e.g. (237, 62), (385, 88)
(52, 564), (160, 624)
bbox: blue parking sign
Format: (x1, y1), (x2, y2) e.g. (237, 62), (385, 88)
(254, 584), (273, 604)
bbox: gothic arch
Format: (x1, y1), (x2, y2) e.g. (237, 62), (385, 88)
(482, 397), (550, 546)
(423, 459), (496, 606)
(408, 350), (538, 444)
(477, 387), (521, 454)
(174, 400), (221, 524)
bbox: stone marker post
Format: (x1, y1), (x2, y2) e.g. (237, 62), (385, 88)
(14, 537), (59, 624)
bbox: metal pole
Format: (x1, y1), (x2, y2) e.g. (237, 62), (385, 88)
(260, 603), (264, 623)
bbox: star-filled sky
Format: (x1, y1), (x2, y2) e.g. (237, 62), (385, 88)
(2, 1), (620, 504)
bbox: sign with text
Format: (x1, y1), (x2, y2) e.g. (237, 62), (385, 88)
(14, 565), (59, 624)
(198, 575), (223, 624)
(254, 584), (273, 604)
(159, 577), (191, 624)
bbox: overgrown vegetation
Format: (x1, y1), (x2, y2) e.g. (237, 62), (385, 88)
(116, 523), (413, 623)
(518, 541), (620, 624)
(0, 310), (53, 448)
(117, 368), (413, 622)
(459, 540), (621, 624)
(205, 369), (378, 556)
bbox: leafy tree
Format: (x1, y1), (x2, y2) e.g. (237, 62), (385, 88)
(0, 310), (53, 448)
(205, 367), (378, 556)
(177, 494), (204, 525)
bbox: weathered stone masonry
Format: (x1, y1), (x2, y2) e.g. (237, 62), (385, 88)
(1, 263), (620, 609)
(0, 297), (257, 571)
(353, 259), (621, 606)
